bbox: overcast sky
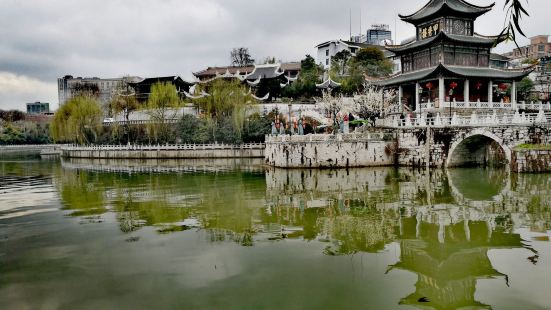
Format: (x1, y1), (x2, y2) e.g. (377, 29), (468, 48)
(0, 0), (548, 111)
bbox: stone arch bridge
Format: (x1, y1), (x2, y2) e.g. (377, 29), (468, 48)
(393, 112), (551, 169)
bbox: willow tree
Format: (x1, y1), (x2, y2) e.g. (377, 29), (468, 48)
(51, 96), (103, 144)
(108, 85), (139, 143)
(501, 0), (529, 47)
(195, 79), (254, 142)
(146, 82), (181, 144)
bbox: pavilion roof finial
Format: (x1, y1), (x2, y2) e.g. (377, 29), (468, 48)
(399, 0), (495, 25)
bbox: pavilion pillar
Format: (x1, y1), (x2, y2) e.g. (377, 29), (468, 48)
(415, 82), (420, 112)
(488, 80), (493, 105)
(464, 79), (470, 105)
(512, 80), (517, 109)
(398, 86), (403, 113)
(438, 77), (445, 110)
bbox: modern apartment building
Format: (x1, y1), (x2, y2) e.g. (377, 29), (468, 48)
(315, 40), (400, 73)
(57, 75), (142, 105)
(503, 35), (551, 60)
(26, 102), (50, 115)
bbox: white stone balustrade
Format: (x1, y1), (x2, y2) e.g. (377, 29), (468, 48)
(265, 133), (386, 143)
(62, 143), (266, 151)
(428, 100), (551, 111)
(384, 111), (551, 128)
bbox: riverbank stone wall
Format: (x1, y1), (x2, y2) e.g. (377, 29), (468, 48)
(62, 144), (265, 159)
(512, 149), (551, 173)
(264, 134), (393, 168)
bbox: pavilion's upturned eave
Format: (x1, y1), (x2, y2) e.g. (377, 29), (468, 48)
(444, 65), (535, 80)
(377, 66), (439, 86)
(378, 64), (534, 86)
(399, 293), (491, 309)
(399, 0), (495, 24)
(385, 32), (502, 54)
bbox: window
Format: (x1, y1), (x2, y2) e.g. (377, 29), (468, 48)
(402, 55), (413, 72)
(414, 50), (430, 70)
(444, 45), (455, 64)
(326, 59), (329, 65)
(430, 47), (442, 66)
(326, 49), (329, 56)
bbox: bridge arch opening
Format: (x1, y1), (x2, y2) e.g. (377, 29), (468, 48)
(447, 132), (511, 168)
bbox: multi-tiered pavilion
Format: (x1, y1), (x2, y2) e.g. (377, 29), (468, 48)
(380, 0), (534, 114)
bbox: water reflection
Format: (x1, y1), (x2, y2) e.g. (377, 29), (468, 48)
(392, 219), (527, 309)
(53, 160), (551, 249)
(2, 158), (550, 309)
(0, 160), (58, 219)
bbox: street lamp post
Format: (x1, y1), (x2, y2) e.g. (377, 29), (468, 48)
(288, 103), (292, 135)
(449, 81), (458, 125)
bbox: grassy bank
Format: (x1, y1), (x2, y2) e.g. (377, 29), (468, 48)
(514, 144), (551, 151)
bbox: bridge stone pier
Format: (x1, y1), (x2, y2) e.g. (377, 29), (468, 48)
(396, 124), (550, 169)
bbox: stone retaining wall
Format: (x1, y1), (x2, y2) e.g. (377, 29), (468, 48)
(62, 145), (264, 159)
(0, 145), (61, 156)
(512, 149), (551, 173)
(264, 134), (393, 168)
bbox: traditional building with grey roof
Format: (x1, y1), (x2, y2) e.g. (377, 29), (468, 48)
(378, 0), (534, 114)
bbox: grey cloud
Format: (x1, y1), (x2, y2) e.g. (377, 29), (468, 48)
(0, 0), (548, 110)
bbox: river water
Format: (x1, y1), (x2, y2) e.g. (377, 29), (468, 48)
(0, 157), (550, 309)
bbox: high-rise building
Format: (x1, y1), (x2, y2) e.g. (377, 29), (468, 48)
(26, 102), (50, 115)
(366, 24), (393, 45)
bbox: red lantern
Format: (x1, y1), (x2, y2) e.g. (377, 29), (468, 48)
(449, 82), (458, 89)
(498, 83), (508, 91)
(425, 82), (434, 90)
(475, 82), (483, 90)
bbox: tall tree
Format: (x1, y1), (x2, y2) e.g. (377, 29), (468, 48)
(337, 47), (393, 95)
(107, 83), (140, 144)
(262, 56), (277, 64)
(195, 79), (254, 142)
(517, 77), (535, 101)
(231, 47), (255, 67)
(146, 82), (181, 144)
(331, 50), (352, 76)
(0, 110), (25, 122)
(281, 55), (323, 99)
(51, 96), (103, 144)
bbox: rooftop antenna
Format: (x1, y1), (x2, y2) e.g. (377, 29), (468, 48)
(360, 9), (362, 38)
(349, 9), (352, 40)
(394, 14), (397, 44)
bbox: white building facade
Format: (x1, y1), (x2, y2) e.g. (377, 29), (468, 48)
(316, 40), (401, 73)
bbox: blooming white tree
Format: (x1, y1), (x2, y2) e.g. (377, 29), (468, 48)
(352, 85), (396, 126)
(315, 90), (355, 115)
(315, 90), (354, 131)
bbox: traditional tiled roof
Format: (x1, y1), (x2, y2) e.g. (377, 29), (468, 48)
(280, 62), (301, 72)
(193, 66), (255, 79)
(377, 64), (534, 86)
(245, 64), (285, 81)
(385, 32), (504, 54)
(193, 63), (301, 81)
(316, 78), (341, 89)
(489, 53), (510, 61)
(400, 0), (495, 25)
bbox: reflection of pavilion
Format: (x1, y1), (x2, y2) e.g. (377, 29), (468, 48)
(391, 218), (527, 309)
